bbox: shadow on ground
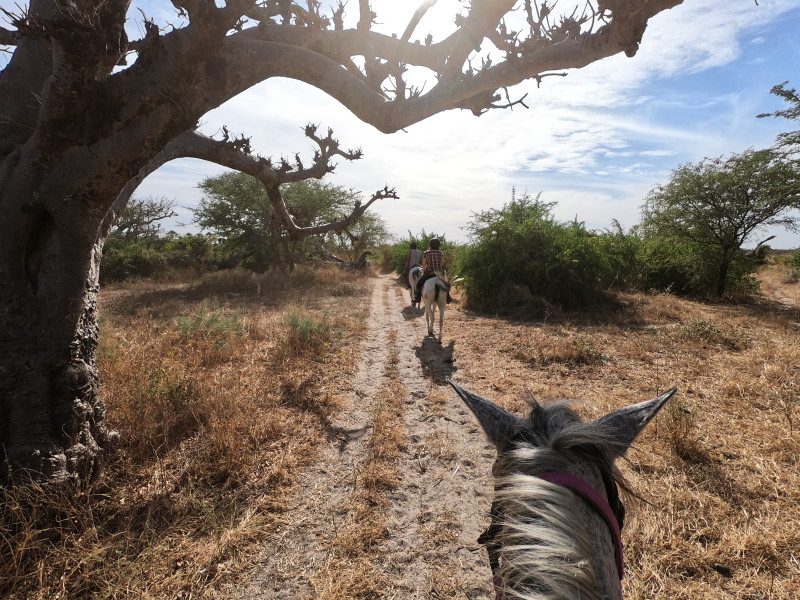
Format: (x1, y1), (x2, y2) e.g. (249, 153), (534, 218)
(401, 305), (423, 320)
(415, 338), (457, 384)
(281, 377), (369, 451)
(101, 271), (360, 318)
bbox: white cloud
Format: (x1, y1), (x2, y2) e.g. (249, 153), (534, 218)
(131, 0), (800, 248)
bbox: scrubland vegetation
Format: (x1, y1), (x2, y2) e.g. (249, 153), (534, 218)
(2, 253), (798, 598)
(0, 267), (369, 599)
(3, 117), (799, 598)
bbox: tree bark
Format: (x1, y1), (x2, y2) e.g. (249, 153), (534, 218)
(0, 184), (120, 484)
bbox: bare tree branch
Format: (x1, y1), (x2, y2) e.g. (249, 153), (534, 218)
(106, 125), (389, 241)
(401, 0), (440, 44)
(267, 184), (398, 239)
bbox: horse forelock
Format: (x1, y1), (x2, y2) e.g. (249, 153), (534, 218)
(492, 472), (600, 599)
(488, 400), (627, 599)
(516, 399), (627, 489)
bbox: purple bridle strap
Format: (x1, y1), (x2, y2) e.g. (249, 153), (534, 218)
(538, 471), (625, 580)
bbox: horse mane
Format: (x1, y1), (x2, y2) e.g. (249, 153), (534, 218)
(491, 398), (628, 599)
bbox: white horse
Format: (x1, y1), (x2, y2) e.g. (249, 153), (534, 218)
(447, 379), (676, 600)
(407, 265), (423, 307)
(421, 272), (451, 341)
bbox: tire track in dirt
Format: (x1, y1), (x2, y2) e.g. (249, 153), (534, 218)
(229, 273), (495, 599)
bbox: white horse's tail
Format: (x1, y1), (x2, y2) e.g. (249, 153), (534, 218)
(434, 280), (451, 303)
(433, 271), (453, 304)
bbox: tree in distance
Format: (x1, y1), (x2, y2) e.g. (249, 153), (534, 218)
(110, 197), (177, 242)
(640, 148), (800, 297)
(194, 174), (389, 271)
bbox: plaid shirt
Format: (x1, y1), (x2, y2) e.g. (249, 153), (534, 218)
(423, 249), (444, 273)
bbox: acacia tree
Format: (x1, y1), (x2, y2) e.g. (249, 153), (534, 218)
(195, 175), (377, 270)
(758, 81), (800, 156)
(640, 149), (800, 297)
(0, 0), (685, 485)
(110, 196), (177, 241)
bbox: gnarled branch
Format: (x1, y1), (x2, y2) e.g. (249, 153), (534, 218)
(104, 124), (389, 242)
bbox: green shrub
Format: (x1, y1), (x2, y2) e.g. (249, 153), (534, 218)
(753, 244), (771, 265)
(101, 239), (168, 282)
(790, 249), (800, 272)
(161, 233), (217, 270)
(388, 231), (459, 275)
(637, 237), (758, 296)
(459, 193), (639, 313)
(285, 310), (333, 350)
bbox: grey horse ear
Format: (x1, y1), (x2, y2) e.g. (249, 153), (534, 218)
(447, 378), (526, 448)
(591, 388), (677, 452)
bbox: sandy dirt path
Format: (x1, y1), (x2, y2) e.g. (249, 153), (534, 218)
(230, 273), (496, 599)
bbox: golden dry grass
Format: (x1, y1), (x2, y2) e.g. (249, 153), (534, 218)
(440, 268), (800, 599)
(3, 261), (800, 599)
(0, 266), (368, 600)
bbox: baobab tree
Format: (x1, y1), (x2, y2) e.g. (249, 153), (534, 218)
(0, 0), (684, 485)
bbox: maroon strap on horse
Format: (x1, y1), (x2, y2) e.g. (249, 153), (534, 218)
(538, 471), (625, 580)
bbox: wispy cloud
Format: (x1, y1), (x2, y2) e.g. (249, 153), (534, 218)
(131, 0), (800, 246)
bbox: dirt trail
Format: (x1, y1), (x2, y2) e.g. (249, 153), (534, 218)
(231, 273), (495, 599)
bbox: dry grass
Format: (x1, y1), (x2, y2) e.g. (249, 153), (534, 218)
(757, 253), (800, 306)
(442, 265), (800, 599)
(0, 266), (367, 600)
(4, 261), (800, 599)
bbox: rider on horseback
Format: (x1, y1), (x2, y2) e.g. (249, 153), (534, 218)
(403, 242), (423, 287)
(414, 238), (451, 304)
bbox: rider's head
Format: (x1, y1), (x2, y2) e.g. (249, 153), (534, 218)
(410, 242), (417, 249)
(429, 238), (440, 250)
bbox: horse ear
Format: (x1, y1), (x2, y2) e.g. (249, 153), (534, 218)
(591, 388), (677, 452)
(447, 378), (525, 448)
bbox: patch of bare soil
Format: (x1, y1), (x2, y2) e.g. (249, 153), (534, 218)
(226, 274), (495, 599)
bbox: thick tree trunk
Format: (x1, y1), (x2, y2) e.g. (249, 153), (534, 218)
(0, 188), (119, 485)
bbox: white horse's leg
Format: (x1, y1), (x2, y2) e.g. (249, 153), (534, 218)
(426, 302), (434, 336)
(438, 295), (445, 341)
(422, 280), (434, 336)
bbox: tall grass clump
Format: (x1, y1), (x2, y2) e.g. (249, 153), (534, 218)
(285, 309), (333, 351)
(175, 299), (242, 340)
(459, 192), (640, 315)
(657, 396), (703, 462)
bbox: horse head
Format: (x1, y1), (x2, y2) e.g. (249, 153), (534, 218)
(447, 379), (675, 600)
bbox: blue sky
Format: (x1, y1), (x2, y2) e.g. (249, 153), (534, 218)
(2, 1), (800, 247)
